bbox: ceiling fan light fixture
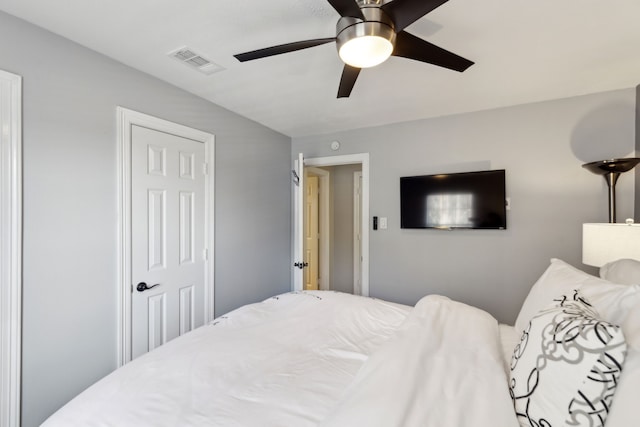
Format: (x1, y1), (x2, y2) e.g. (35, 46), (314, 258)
(336, 6), (395, 69)
(234, 0), (474, 99)
(338, 35), (393, 68)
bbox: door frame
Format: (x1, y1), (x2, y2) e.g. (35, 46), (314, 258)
(294, 153), (370, 297)
(0, 70), (22, 427)
(116, 107), (215, 366)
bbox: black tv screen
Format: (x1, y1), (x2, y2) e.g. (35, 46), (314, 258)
(400, 169), (506, 230)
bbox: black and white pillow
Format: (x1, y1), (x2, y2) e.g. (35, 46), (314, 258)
(509, 290), (627, 427)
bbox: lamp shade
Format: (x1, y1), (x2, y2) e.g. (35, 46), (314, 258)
(582, 223), (640, 267)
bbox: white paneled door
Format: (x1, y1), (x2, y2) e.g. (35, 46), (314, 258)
(293, 153), (305, 291)
(131, 125), (206, 359)
(304, 174), (319, 290)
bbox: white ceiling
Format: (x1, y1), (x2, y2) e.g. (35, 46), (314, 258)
(2, 0), (640, 137)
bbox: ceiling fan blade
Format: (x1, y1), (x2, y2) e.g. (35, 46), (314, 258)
(392, 31), (473, 72)
(234, 38), (335, 62)
(337, 65), (361, 98)
(327, 0), (364, 19)
(382, 0), (449, 32)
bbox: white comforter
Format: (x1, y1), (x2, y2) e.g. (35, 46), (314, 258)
(43, 291), (519, 427)
(320, 295), (519, 427)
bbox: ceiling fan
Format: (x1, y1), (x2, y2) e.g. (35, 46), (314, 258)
(234, 0), (474, 98)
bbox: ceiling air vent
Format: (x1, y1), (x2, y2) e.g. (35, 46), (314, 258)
(168, 47), (224, 75)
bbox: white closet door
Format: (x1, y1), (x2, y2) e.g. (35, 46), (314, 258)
(131, 125), (205, 359)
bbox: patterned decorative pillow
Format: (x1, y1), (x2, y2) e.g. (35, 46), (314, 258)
(509, 290), (627, 427)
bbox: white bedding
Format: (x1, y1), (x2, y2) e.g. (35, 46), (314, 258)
(43, 291), (410, 426)
(43, 291), (518, 427)
(320, 295), (519, 427)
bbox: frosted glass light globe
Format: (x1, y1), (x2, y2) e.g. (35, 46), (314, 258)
(338, 35), (393, 68)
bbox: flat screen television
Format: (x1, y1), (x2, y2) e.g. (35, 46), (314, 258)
(400, 169), (506, 230)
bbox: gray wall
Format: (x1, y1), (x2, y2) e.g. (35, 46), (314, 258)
(0, 11), (291, 427)
(293, 88), (637, 325)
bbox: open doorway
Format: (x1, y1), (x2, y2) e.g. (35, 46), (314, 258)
(306, 164), (362, 294)
(294, 153), (369, 296)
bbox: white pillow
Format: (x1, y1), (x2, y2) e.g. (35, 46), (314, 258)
(515, 258), (640, 351)
(600, 258), (640, 285)
(509, 290), (627, 427)
(514, 259), (640, 427)
(605, 347), (640, 427)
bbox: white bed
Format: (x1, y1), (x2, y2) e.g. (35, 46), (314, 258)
(42, 259), (640, 427)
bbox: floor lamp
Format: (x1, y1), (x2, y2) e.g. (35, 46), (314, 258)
(582, 158), (640, 223)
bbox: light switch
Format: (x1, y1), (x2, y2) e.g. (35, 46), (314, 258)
(379, 217), (388, 229)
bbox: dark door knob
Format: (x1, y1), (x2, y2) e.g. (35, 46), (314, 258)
(136, 282), (160, 292)
(294, 262), (309, 269)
